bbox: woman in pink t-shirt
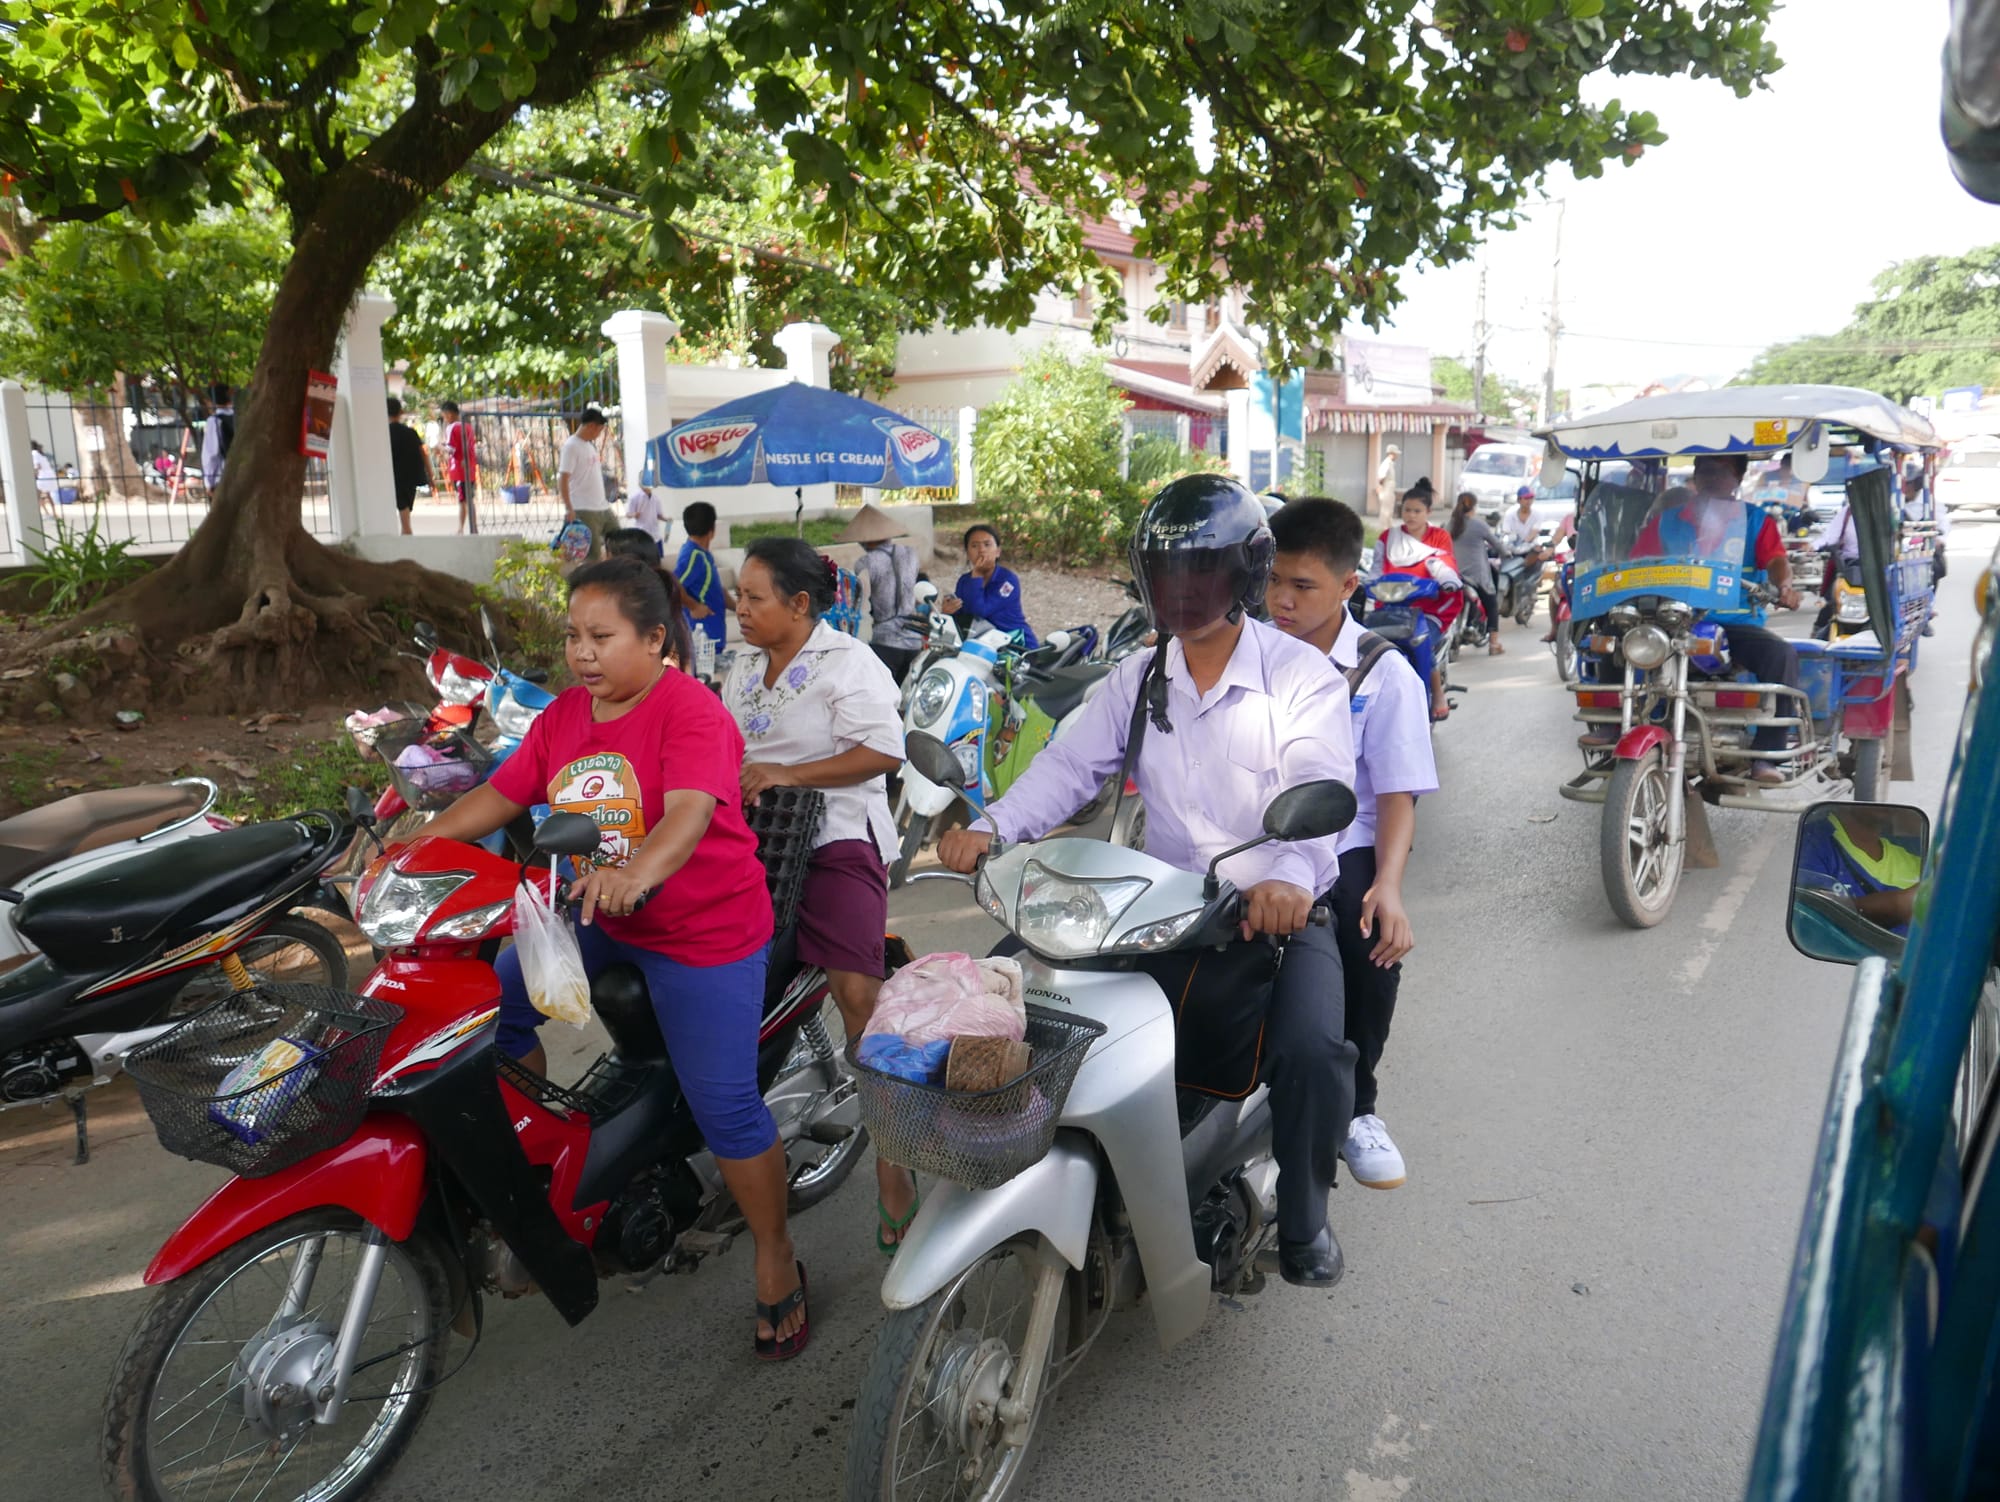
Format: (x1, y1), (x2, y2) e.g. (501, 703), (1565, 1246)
(421, 557), (807, 1358)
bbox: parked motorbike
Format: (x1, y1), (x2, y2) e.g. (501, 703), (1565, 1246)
(843, 734), (1353, 1499)
(103, 791), (872, 1502)
(1549, 532), (1578, 682)
(1100, 577), (1154, 662)
(0, 811), (350, 1162)
(0, 777), (227, 967)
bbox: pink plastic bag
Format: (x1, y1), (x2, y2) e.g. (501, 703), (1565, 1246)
(865, 952), (1026, 1045)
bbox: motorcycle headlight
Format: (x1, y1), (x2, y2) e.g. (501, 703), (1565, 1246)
(426, 900), (511, 941)
(1608, 603), (1642, 630)
(1113, 909), (1203, 953)
(359, 866), (471, 949)
(912, 669), (953, 728)
(488, 685), (540, 740)
(1655, 599), (1693, 631)
(433, 662), (488, 707)
(953, 741), (982, 788)
(1015, 861), (1150, 959)
(1371, 579), (1416, 603)
(1621, 623), (1673, 669)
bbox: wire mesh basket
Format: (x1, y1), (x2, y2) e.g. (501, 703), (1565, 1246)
(744, 786), (824, 930)
(849, 1004), (1106, 1191)
(124, 985), (404, 1179)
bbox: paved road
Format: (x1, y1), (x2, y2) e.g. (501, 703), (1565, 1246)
(4, 523), (1992, 1502)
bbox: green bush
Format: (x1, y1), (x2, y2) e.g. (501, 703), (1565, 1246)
(1126, 433), (1228, 489)
(19, 522), (148, 614)
(731, 517), (848, 547)
(479, 540), (569, 666)
(974, 346), (1134, 564)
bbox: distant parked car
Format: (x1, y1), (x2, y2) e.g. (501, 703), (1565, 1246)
(1937, 437), (2000, 515)
(1458, 441), (1545, 511)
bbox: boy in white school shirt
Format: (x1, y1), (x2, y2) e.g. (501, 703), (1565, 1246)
(1267, 497), (1439, 1189)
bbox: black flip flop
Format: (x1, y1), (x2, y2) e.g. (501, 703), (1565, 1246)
(754, 1261), (810, 1362)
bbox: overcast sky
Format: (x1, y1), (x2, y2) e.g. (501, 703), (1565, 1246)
(1380, 1), (2000, 397)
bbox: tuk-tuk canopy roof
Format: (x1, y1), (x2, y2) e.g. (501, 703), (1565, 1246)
(1538, 385), (1938, 461)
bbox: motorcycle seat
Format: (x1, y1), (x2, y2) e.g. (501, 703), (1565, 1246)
(0, 782), (211, 892)
(1016, 662), (1111, 724)
(14, 817), (336, 976)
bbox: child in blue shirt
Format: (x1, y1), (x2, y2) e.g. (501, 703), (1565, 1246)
(675, 500), (730, 648)
(941, 523), (1037, 647)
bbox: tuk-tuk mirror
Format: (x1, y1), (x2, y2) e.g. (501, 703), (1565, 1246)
(1792, 427), (1831, 484)
(1787, 801), (1931, 965)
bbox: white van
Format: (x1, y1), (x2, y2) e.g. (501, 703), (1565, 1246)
(1457, 441), (1544, 510)
(1937, 437), (2000, 515)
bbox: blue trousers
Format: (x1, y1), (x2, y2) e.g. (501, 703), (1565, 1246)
(496, 921), (776, 1160)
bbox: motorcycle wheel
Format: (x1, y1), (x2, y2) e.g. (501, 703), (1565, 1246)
(1109, 795), (1146, 852)
(166, 915), (350, 1016)
(1069, 776), (1115, 828)
(887, 804), (929, 892)
(773, 995), (870, 1213)
(1516, 584), (1538, 627)
(1553, 622), (1578, 684)
(103, 1210), (453, 1502)
(846, 1235), (1068, 1502)
(1851, 728), (1890, 804)
(1600, 750), (1684, 929)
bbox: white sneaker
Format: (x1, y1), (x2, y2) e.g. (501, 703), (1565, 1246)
(1342, 1114), (1407, 1189)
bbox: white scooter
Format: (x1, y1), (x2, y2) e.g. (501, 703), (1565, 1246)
(845, 734), (1353, 1500)
(0, 778), (226, 966)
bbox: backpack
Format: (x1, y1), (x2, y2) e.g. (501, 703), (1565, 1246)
(1343, 630), (1396, 696)
(213, 410), (235, 458)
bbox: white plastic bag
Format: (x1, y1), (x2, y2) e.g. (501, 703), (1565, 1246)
(513, 877), (591, 1028)
(865, 952), (1026, 1045)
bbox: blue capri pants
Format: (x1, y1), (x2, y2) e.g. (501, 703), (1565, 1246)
(495, 919), (775, 1160)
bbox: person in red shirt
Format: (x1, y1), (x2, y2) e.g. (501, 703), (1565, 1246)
(1632, 453), (1803, 784)
(419, 557), (808, 1358)
(440, 399), (478, 535)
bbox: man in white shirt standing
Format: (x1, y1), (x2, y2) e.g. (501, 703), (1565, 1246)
(1267, 498), (1438, 1190)
(558, 407), (613, 561)
(624, 484), (666, 545)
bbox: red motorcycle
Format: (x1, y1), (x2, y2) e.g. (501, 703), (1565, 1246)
(104, 798), (879, 1502)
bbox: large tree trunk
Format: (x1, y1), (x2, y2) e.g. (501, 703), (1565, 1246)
(69, 376), (128, 504)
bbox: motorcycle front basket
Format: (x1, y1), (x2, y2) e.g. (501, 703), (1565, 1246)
(848, 1003), (1105, 1191)
(124, 985), (402, 1179)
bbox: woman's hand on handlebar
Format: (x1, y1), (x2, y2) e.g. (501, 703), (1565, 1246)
(571, 865), (654, 925)
(938, 828), (992, 874)
(1241, 880), (1314, 940)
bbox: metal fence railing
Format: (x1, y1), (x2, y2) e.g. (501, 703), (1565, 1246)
(11, 385), (335, 555)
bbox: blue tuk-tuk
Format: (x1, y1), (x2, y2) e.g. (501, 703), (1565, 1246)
(1538, 386), (1938, 928)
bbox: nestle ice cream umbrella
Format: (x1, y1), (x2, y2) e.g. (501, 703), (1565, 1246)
(648, 382), (953, 535)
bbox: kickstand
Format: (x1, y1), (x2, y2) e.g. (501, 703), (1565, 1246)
(68, 1094), (89, 1165)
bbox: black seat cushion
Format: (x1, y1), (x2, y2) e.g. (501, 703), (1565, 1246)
(16, 818), (326, 975)
(0, 783), (210, 891)
(1016, 662), (1112, 725)
(591, 962), (666, 1061)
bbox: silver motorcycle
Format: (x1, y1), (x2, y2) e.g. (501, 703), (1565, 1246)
(846, 733), (1353, 1501)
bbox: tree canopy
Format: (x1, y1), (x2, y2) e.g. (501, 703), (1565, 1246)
(1739, 245), (2000, 400)
(1431, 354), (1537, 423)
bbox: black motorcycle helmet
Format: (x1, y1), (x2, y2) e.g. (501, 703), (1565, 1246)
(1128, 474), (1275, 634)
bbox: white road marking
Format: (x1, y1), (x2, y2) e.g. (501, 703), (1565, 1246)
(1678, 826), (1782, 987)
(1342, 1413), (1421, 1500)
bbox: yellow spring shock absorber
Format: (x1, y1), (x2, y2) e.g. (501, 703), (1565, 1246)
(220, 951), (256, 991)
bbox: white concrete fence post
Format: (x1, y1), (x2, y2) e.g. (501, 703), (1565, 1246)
(774, 322), (840, 388)
(957, 405), (977, 506)
(328, 291), (398, 542)
(601, 309), (679, 490)
(0, 380), (48, 561)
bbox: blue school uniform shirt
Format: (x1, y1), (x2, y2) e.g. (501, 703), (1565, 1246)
(675, 539), (727, 645)
(954, 566), (1037, 648)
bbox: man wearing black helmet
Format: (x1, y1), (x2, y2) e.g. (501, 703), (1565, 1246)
(938, 475), (1360, 1286)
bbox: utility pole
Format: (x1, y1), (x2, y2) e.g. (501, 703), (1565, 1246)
(1471, 262), (1489, 420)
(1540, 200), (1565, 426)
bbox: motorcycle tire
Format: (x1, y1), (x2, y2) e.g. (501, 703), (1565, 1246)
(1110, 795), (1147, 852)
(887, 806), (929, 892)
(1516, 585), (1538, 627)
(103, 1209), (453, 1502)
(1070, 776), (1116, 828)
(846, 1235), (1068, 1502)
(774, 997), (870, 1214)
(1600, 750), (1685, 930)
(1553, 622), (1578, 684)
(165, 914), (351, 1018)
(1851, 728), (1890, 804)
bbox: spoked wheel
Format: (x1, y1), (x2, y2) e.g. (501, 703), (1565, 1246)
(104, 1210), (453, 1502)
(1600, 750), (1685, 929)
(847, 1236), (1068, 1502)
(1553, 622), (1578, 684)
(167, 915), (350, 1017)
(770, 992), (870, 1213)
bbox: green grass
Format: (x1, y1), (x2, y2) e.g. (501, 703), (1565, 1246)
(729, 517), (849, 548)
(214, 736), (376, 823)
(2, 745), (64, 810)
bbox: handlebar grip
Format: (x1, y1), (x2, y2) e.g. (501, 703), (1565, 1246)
(1309, 904), (1331, 927)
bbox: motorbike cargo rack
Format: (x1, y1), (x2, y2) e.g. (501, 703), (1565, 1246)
(849, 1003), (1105, 1191)
(125, 985), (403, 1178)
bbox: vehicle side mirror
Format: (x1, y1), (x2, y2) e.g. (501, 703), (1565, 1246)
(522, 668), (550, 686)
(413, 620), (439, 652)
(905, 731), (966, 790)
(344, 786), (376, 824)
(1787, 801), (1930, 965)
(533, 812), (605, 860)
(1263, 780), (1358, 843)
(479, 604), (499, 656)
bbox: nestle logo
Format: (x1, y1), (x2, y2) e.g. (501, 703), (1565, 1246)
(876, 417), (941, 465)
(672, 419), (758, 464)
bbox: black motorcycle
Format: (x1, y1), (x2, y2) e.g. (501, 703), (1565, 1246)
(0, 812), (351, 1162)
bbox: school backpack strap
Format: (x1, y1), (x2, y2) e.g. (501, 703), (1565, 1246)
(1344, 630), (1395, 696)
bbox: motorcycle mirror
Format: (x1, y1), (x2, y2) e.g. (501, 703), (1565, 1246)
(478, 604), (499, 655)
(1786, 801), (1929, 965)
(905, 731), (967, 791)
(1262, 780), (1358, 843)
(413, 620), (439, 652)
(522, 667), (550, 686)
(344, 786), (376, 823)
(533, 811), (605, 860)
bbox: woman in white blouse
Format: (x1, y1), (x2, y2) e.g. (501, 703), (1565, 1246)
(724, 536), (921, 1253)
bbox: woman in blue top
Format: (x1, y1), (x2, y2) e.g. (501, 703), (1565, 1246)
(941, 523), (1037, 647)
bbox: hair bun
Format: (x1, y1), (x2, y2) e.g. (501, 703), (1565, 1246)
(820, 553), (839, 585)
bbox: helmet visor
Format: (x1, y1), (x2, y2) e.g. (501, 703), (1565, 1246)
(1136, 548), (1244, 634)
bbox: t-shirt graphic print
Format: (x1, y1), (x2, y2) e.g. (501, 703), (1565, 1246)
(547, 751), (648, 869)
